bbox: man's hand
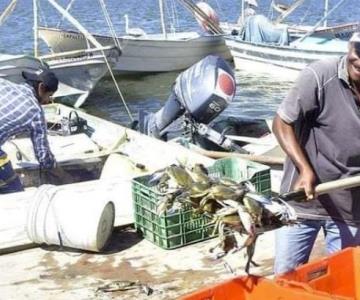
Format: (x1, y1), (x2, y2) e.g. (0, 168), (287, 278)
(294, 168), (317, 200)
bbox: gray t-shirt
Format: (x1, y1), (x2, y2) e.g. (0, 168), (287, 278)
(277, 56), (360, 225)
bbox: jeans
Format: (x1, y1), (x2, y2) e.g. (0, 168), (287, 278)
(0, 160), (24, 194)
(274, 219), (360, 275)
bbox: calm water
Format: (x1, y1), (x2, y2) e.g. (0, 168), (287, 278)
(0, 0), (359, 124)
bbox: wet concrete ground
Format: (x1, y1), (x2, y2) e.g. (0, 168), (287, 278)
(0, 226), (326, 300)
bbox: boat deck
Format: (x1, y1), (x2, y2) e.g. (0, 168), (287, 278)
(0, 227), (326, 300)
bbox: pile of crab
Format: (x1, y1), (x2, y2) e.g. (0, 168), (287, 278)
(148, 163), (297, 273)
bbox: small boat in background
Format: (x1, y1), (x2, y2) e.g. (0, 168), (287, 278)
(38, 0), (231, 74)
(39, 27), (230, 74)
(33, 0), (121, 107)
(0, 46), (120, 108)
(222, 0), (351, 78)
(39, 46), (120, 107)
(0, 0), (121, 107)
(225, 34), (347, 78)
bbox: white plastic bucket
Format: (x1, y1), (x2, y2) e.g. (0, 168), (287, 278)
(26, 184), (115, 252)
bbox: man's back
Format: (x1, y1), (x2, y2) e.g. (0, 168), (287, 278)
(0, 78), (42, 147)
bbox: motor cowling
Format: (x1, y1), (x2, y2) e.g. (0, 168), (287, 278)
(174, 55), (235, 124)
(138, 55), (235, 140)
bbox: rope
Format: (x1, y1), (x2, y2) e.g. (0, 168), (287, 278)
(97, 0), (134, 122)
(274, 0), (306, 25)
(56, 0), (76, 28)
(45, 0), (134, 122)
(298, 1), (311, 26)
(0, 0), (17, 26)
(98, 0), (122, 50)
(168, 0), (179, 33)
(36, 0), (48, 29)
(178, 0), (224, 34)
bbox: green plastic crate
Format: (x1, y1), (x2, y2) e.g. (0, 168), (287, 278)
(208, 157), (271, 196)
(133, 157), (271, 249)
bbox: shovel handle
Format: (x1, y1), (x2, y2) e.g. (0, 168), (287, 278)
(315, 175), (360, 195)
(281, 175), (360, 202)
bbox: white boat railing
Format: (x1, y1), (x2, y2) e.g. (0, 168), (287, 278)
(273, 0), (306, 25)
(293, 0), (347, 44)
(38, 45), (119, 61)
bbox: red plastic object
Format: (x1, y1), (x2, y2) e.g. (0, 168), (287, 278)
(180, 275), (350, 300)
(278, 246), (360, 300)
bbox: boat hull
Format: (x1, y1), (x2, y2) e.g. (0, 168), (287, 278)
(225, 36), (347, 78)
(0, 47), (119, 107)
(39, 27), (231, 74)
(43, 47), (119, 107)
(0, 54), (47, 83)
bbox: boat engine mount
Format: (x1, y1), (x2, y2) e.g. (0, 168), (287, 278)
(138, 55), (248, 153)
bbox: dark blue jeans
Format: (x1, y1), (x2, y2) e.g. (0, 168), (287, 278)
(0, 160), (24, 194)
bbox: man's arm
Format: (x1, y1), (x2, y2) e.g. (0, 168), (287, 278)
(272, 114), (316, 199)
(30, 110), (55, 169)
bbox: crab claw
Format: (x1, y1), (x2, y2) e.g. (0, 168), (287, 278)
(237, 206), (256, 236)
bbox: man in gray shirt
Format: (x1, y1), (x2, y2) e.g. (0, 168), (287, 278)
(272, 32), (360, 275)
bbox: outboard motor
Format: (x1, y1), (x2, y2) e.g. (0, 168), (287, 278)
(138, 55), (248, 153)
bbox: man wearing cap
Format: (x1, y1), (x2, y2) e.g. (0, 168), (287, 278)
(0, 69), (58, 193)
(237, 0), (258, 24)
(272, 32), (360, 275)
(244, 0), (258, 16)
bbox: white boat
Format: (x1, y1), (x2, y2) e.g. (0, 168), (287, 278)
(225, 35), (347, 78)
(222, 0), (357, 40)
(2, 100), (283, 194)
(0, 102), (215, 253)
(222, 0), (350, 77)
(0, 54), (47, 83)
(39, 27), (230, 74)
(37, 0), (231, 74)
(0, 109), (290, 299)
(0, 47), (120, 108)
(33, 0), (122, 107)
(3, 103), (213, 188)
(39, 46), (120, 107)
(0, 0), (121, 108)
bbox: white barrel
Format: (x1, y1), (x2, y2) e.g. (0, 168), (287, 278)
(26, 184), (115, 252)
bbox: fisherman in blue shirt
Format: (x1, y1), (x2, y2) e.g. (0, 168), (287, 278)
(0, 69), (58, 193)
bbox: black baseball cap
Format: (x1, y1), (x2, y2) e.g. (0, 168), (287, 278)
(22, 69), (59, 92)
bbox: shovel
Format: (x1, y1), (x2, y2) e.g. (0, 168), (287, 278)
(245, 175), (360, 225)
(280, 175), (360, 202)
